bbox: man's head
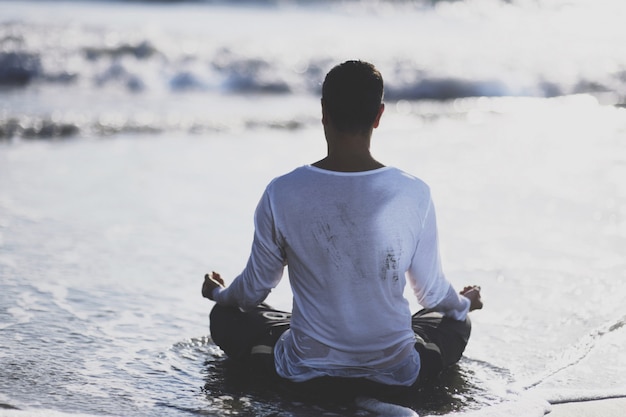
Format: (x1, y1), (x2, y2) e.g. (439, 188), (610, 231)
(322, 60), (384, 135)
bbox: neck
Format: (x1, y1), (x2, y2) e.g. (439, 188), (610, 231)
(313, 155), (384, 173)
(313, 130), (384, 172)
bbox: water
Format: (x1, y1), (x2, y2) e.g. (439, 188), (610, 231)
(1, 1), (626, 416)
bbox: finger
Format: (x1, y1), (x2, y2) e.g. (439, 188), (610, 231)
(211, 271), (225, 286)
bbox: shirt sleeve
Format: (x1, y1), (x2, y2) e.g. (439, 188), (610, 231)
(406, 197), (470, 321)
(213, 187), (287, 310)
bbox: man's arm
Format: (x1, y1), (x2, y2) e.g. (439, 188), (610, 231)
(200, 187), (286, 309)
(407, 197), (483, 318)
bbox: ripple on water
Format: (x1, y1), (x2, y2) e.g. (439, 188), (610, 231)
(158, 337), (512, 417)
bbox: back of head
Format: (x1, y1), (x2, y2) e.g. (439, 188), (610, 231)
(322, 60), (384, 134)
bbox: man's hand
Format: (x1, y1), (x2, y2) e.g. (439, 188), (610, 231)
(202, 271), (225, 300)
(460, 285), (483, 312)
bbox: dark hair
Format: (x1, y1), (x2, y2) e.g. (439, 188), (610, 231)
(322, 60), (384, 134)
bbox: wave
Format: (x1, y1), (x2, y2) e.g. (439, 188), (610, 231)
(2, 17), (624, 100)
(2, 1), (626, 141)
(2, 46), (621, 101)
(0, 52), (42, 86)
(515, 315), (626, 392)
(0, 113), (313, 140)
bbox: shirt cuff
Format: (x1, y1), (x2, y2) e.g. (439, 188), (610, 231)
(435, 285), (470, 321)
(211, 287), (224, 302)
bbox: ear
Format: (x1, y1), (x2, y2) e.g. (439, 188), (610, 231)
(321, 98), (328, 125)
(372, 103), (385, 129)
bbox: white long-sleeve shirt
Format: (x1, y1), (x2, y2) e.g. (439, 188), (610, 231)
(213, 165), (469, 386)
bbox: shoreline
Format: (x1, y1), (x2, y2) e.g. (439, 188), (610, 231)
(548, 397), (626, 417)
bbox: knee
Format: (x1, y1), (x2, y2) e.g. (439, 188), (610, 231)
(209, 304), (231, 333)
(209, 304), (244, 357)
(461, 315), (472, 344)
(209, 303), (231, 322)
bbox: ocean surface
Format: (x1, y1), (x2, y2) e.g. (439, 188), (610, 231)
(1, 0), (625, 416)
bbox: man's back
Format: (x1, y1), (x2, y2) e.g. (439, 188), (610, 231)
(265, 165), (451, 385)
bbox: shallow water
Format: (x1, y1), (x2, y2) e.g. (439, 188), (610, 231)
(1, 1), (626, 416)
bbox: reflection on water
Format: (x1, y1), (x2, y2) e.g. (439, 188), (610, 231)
(196, 338), (506, 417)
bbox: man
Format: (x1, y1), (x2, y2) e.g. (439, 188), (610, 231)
(202, 60), (483, 388)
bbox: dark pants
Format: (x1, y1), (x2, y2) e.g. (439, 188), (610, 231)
(209, 303), (471, 384)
